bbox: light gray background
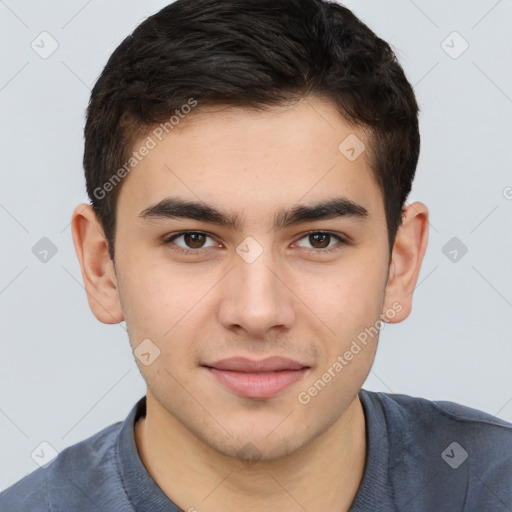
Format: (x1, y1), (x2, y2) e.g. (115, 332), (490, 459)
(1, 0), (511, 491)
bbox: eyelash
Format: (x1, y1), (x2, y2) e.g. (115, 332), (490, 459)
(162, 230), (349, 256)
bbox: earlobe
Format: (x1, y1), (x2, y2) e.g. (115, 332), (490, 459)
(381, 202), (429, 324)
(71, 203), (124, 324)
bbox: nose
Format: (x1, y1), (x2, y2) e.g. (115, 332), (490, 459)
(217, 245), (296, 339)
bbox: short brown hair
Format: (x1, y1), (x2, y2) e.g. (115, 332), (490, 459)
(84, 0), (420, 261)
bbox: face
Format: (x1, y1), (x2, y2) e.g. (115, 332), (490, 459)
(112, 97), (392, 460)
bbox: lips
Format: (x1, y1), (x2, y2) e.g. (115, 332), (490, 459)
(205, 356), (308, 372)
(202, 356), (310, 399)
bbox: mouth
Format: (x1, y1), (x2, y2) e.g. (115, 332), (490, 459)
(202, 356), (310, 399)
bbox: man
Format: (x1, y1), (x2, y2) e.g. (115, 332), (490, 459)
(1, 0), (511, 510)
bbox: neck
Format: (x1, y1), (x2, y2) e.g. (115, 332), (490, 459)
(134, 392), (367, 512)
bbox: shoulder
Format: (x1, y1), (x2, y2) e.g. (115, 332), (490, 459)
(0, 420), (124, 512)
(360, 389), (512, 510)
(363, 388), (512, 437)
(361, 388), (512, 457)
(0, 467), (49, 512)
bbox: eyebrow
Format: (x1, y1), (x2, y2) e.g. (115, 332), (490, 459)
(139, 196), (369, 230)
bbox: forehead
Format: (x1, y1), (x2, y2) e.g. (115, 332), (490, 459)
(116, 97), (384, 228)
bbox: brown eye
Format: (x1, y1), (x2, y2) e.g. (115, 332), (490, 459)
(164, 231), (218, 253)
(309, 233), (331, 249)
(295, 231), (346, 252)
(183, 232), (207, 249)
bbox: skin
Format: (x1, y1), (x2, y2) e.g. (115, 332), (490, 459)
(71, 96), (429, 511)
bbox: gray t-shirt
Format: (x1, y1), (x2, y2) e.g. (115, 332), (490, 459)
(1, 389), (511, 511)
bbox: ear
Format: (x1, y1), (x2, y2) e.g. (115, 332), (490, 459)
(71, 203), (124, 324)
(381, 201), (429, 323)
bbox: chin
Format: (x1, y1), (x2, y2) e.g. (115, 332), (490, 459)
(200, 426), (309, 464)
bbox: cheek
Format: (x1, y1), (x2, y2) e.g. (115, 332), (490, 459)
(320, 259), (386, 322)
(306, 259), (386, 371)
(295, 267), (383, 412)
(116, 258), (179, 345)
(118, 262), (211, 370)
